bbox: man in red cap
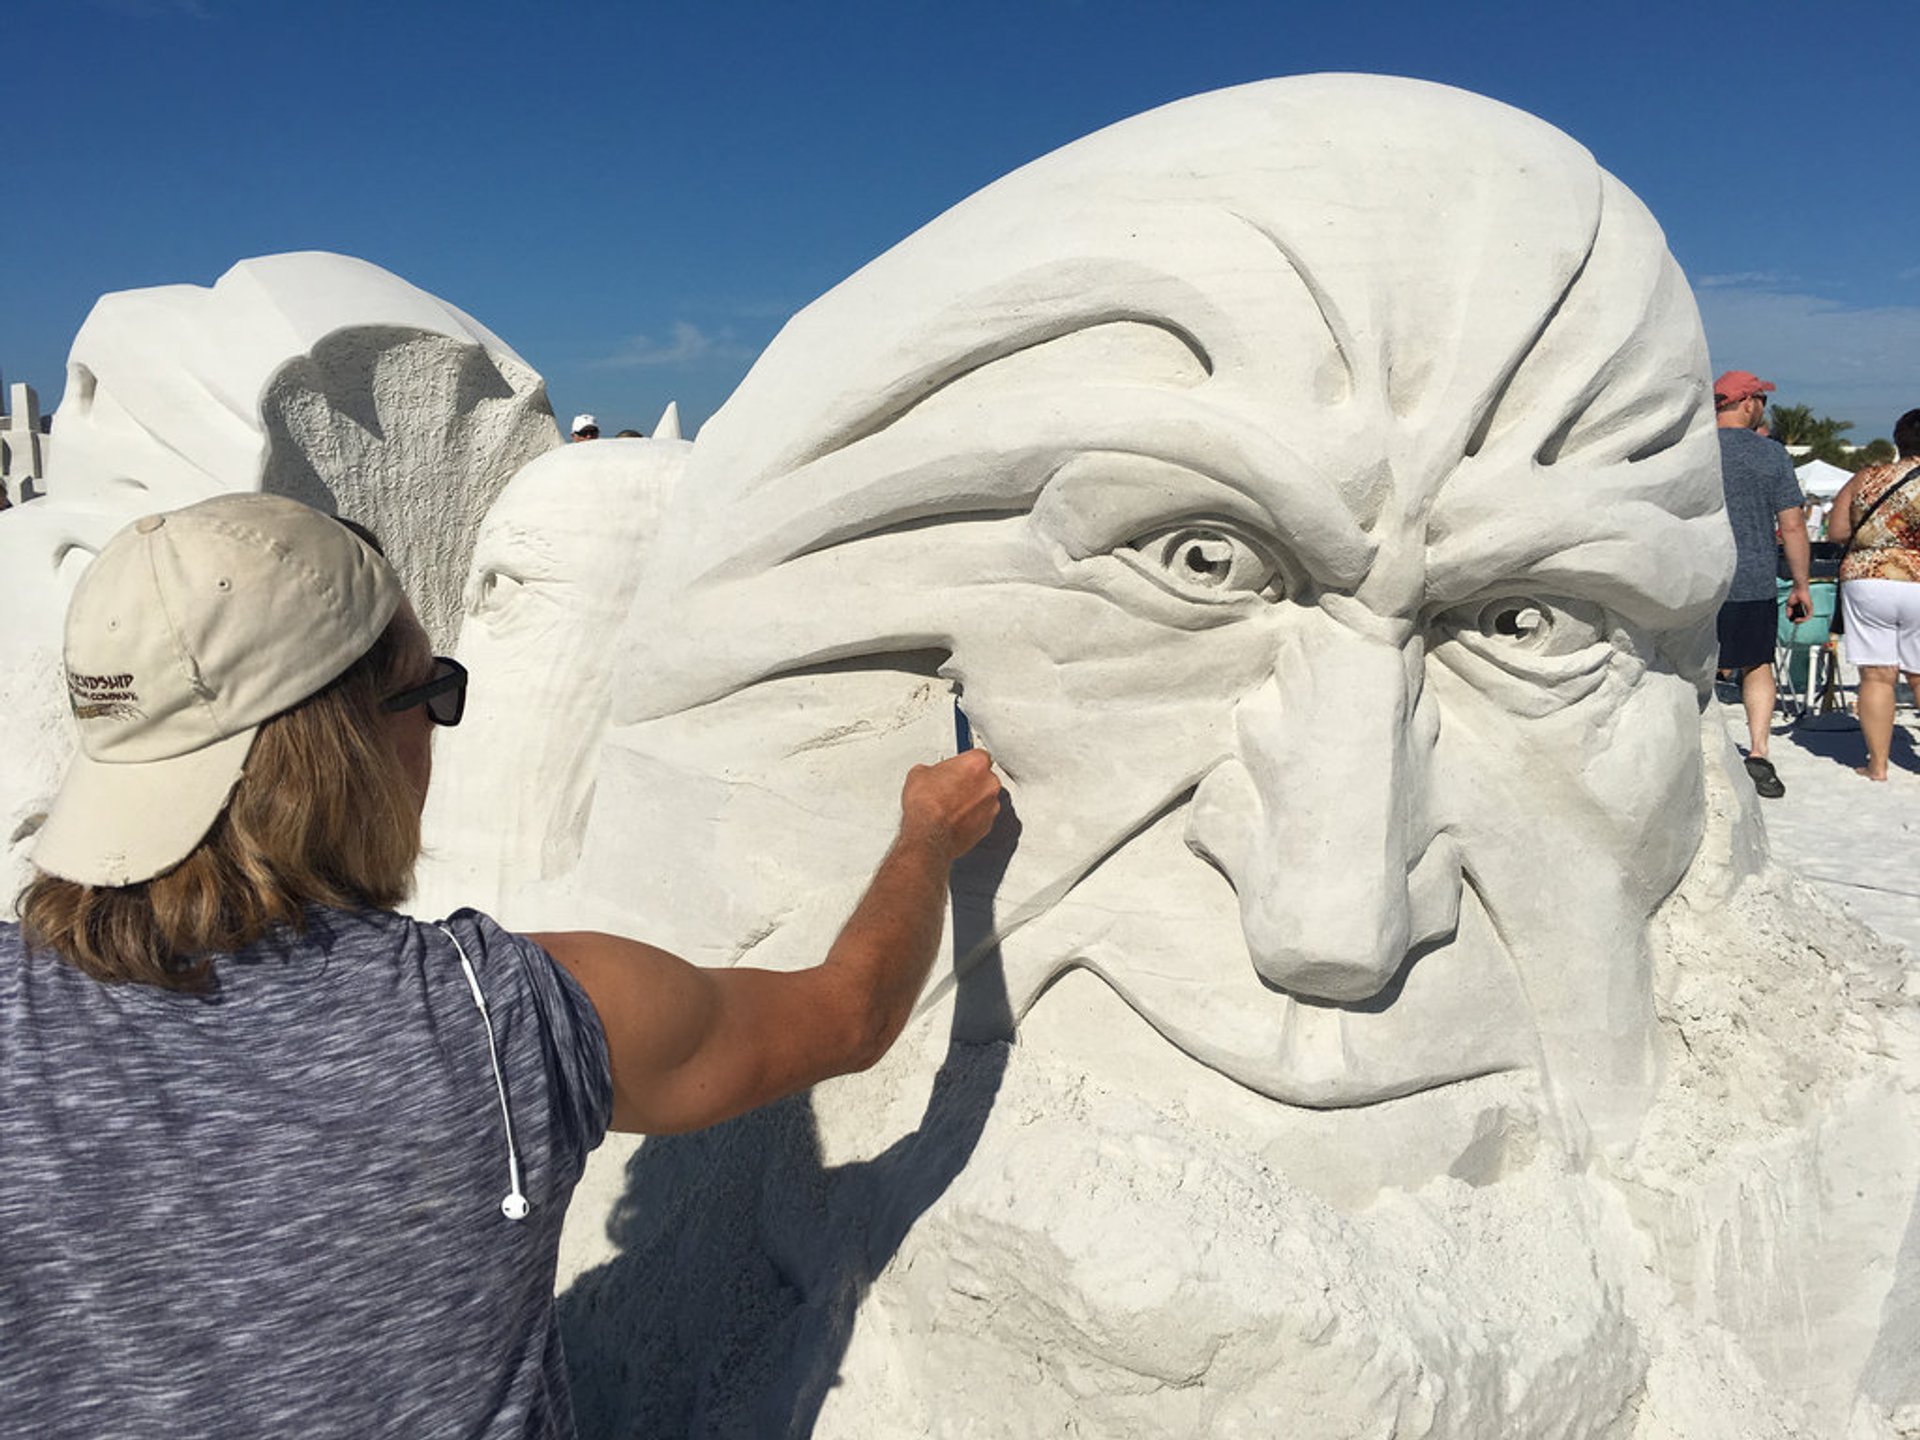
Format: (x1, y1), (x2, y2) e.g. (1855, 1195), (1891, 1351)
(1713, 369), (1811, 798)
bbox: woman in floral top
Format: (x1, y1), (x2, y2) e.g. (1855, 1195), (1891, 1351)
(1829, 407), (1920, 780)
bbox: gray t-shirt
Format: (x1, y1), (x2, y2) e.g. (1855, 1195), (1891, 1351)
(1718, 427), (1804, 602)
(0, 906), (611, 1439)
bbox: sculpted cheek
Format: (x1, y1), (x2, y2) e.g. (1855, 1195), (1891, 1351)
(1575, 673), (1706, 900)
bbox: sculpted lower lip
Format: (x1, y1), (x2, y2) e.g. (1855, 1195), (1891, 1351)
(1067, 886), (1528, 1109)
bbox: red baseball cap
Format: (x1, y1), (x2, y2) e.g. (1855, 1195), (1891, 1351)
(1713, 370), (1775, 406)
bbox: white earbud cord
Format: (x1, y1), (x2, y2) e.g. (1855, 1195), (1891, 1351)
(437, 923), (530, 1221)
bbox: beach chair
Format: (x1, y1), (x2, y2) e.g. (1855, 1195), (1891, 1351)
(1774, 576), (1843, 721)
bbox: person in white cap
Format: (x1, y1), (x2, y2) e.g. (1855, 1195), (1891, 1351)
(0, 492), (1001, 1438)
(570, 413), (600, 440)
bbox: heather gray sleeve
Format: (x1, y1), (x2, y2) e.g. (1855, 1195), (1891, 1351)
(439, 908), (614, 1190)
(1771, 447), (1805, 515)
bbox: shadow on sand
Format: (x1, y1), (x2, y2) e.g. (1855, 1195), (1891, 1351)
(558, 808), (1021, 1439)
(1782, 713), (1920, 777)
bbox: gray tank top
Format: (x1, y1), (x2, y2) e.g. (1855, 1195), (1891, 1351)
(0, 905), (611, 1439)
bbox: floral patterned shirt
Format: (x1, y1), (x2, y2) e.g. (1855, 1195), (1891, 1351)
(1840, 459), (1920, 583)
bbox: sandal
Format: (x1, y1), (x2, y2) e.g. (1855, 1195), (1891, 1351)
(1744, 755), (1785, 799)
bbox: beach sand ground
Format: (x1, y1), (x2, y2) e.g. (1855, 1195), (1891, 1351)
(1719, 670), (1920, 962)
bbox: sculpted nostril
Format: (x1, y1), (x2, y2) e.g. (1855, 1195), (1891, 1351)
(1407, 835), (1464, 949)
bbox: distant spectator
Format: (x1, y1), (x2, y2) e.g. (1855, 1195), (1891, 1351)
(615, 429), (644, 439)
(570, 414), (600, 442)
(1712, 370), (1811, 799)
(1804, 496), (1829, 541)
(1827, 407), (1920, 781)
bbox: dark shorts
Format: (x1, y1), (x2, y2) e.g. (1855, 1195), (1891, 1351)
(1717, 597), (1776, 671)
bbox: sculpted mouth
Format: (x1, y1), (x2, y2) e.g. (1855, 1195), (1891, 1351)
(934, 794), (1534, 1110)
(1072, 878), (1529, 1108)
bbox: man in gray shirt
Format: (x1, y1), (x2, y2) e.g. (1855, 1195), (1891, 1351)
(1714, 369), (1811, 798)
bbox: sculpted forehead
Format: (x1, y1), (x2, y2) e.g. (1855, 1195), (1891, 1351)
(677, 77), (1714, 568)
(629, 75), (1725, 700)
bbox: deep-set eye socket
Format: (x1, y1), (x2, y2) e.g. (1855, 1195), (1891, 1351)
(468, 567), (525, 617)
(1117, 524), (1284, 604)
(1463, 596), (1605, 657)
(1428, 592), (1621, 717)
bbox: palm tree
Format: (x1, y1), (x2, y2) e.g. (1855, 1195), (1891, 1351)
(1766, 401), (1856, 467)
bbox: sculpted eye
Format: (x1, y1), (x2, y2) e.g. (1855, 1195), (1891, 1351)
(1430, 594), (1618, 714)
(1461, 596), (1605, 657)
(468, 567), (525, 617)
(1117, 525), (1283, 603)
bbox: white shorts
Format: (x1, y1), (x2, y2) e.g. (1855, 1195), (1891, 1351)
(1841, 577), (1920, 671)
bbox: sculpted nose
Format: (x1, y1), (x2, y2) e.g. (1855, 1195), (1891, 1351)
(1186, 608), (1458, 1003)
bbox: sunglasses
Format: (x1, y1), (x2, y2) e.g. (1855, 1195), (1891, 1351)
(382, 656), (468, 727)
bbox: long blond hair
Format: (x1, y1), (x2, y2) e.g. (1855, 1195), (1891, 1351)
(18, 621), (421, 991)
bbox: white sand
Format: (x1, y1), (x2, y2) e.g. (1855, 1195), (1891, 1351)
(1718, 683), (1920, 965)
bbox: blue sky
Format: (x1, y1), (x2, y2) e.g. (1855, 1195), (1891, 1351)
(5, 0), (1916, 440)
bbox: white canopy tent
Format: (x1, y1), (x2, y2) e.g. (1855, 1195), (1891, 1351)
(1795, 458), (1855, 498)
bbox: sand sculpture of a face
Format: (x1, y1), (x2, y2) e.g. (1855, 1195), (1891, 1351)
(413, 436), (690, 924)
(1, 252), (561, 909)
(596, 76), (1731, 1139)
(45, 251), (559, 646)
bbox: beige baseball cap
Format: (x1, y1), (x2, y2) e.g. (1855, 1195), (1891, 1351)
(32, 493), (404, 887)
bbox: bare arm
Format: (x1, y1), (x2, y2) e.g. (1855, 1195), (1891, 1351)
(1778, 505), (1812, 620)
(532, 749), (1003, 1134)
(1825, 476), (1861, 546)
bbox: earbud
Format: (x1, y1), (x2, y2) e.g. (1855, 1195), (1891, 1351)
(439, 923), (533, 1229)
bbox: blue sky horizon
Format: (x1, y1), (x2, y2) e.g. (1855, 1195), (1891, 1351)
(4, 0), (1915, 442)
